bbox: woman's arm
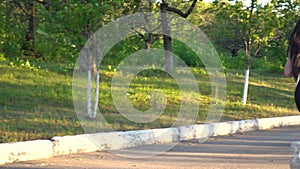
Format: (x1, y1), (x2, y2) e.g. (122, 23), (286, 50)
(284, 56), (294, 77)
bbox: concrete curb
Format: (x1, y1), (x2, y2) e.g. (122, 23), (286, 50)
(1, 115), (300, 166)
(178, 119), (258, 140)
(0, 140), (53, 165)
(51, 128), (179, 156)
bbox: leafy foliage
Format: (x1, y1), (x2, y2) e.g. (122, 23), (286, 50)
(0, 0), (299, 70)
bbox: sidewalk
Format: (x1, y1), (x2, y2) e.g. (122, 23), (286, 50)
(3, 125), (300, 169)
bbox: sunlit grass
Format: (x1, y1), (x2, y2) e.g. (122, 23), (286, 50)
(0, 64), (299, 143)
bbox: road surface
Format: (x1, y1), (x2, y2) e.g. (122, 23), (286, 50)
(2, 126), (300, 169)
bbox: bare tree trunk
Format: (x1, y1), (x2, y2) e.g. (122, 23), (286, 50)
(160, 3), (173, 73)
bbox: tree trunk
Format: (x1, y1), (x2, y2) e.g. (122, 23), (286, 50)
(87, 70), (92, 118)
(92, 70), (100, 119)
(160, 3), (173, 73)
(87, 69), (99, 119)
(242, 0), (256, 105)
(25, 2), (35, 56)
(146, 41), (151, 50)
(242, 41), (251, 105)
(145, 33), (153, 50)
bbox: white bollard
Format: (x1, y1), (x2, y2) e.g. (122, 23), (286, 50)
(291, 141), (300, 169)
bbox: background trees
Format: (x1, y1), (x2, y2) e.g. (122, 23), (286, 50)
(0, 0), (299, 72)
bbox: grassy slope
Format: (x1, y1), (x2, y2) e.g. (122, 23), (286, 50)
(0, 65), (82, 142)
(0, 64), (299, 143)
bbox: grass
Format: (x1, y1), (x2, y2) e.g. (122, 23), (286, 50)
(0, 63), (299, 143)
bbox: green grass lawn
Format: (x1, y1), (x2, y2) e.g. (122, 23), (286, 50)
(0, 64), (299, 143)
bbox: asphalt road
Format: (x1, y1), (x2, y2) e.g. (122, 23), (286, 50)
(2, 126), (300, 169)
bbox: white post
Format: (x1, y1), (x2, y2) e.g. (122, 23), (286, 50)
(92, 70), (100, 118)
(242, 69), (250, 105)
(87, 70), (92, 118)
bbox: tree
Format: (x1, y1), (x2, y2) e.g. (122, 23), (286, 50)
(131, 1), (161, 50)
(8, 0), (50, 56)
(200, 1), (248, 57)
(201, 0), (290, 104)
(159, 0), (198, 73)
(240, 0), (297, 104)
(268, 0), (300, 66)
(69, 0), (140, 119)
(241, 0), (256, 105)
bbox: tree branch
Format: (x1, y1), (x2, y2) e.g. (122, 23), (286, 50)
(132, 28), (145, 40)
(36, 0), (46, 4)
(36, 0), (50, 10)
(253, 44), (261, 58)
(153, 34), (160, 42)
(11, 0), (30, 15)
(165, 0), (197, 18)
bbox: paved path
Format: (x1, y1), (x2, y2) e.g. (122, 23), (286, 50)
(2, 126), (300, 169)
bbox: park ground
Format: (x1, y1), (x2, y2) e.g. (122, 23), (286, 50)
(0, 64), (299, 143)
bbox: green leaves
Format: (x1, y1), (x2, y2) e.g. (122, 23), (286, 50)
(0, 0), (298, 71)
(36, 29), (49, 38)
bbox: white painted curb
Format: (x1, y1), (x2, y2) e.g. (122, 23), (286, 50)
(51, 128), (179, 156)
(178, 119), (258, 140)
(0, 140), (53, 165)
(257, 116), (300, 130)
(1, 115), (300, 166)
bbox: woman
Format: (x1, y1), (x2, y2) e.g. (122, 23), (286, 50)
(285, 19), (300, 111)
